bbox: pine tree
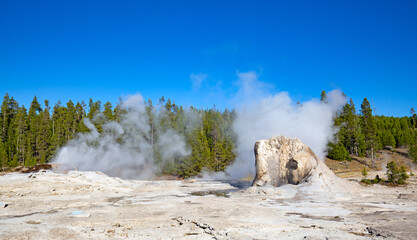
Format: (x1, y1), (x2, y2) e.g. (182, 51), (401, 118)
(320, 90), (327, 103)
(88, 99), (102, 132)
(103, 101), (114, 121)
(146, 99), (156, 150)
(361, 167), (367, 179)
(51, 101), (65, 156)
(360, 98), (377, 160)
(4, 99), (18, 167)
(409, 142), (417, 163)
(346, 99), (360, 155)
(27, 96), (42, 165)
(113, 103), (125, 123)
(328, 142), (349, 160)
(1, 93), (12, 143)
(25, 137), (34, 167)
(15, 106), (28, 165)
(65, 100), (76, 140)
(386, 161), (409, 184)
(1, 94), (17, 166)
(75, 101), (89, 132)
(0, 143), (8, 169)
(38, 100), (51, 162)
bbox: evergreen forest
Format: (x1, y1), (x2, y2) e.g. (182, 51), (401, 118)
(1, 92), (416, 178)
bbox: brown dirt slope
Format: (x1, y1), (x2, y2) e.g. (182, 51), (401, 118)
(325, 148), (416, 179)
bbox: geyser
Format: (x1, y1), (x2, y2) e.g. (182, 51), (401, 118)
(216, 71), (346, 180)
(53, 94), (192, 179)
(252, 136), (320, 187)
(250, 135), (358, 198)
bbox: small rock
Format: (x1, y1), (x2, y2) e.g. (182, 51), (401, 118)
(384, 146), (393, 151)
(25, 220), (41, 224)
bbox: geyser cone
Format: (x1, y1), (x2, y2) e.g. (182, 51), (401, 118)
(252, 136), (320, 187)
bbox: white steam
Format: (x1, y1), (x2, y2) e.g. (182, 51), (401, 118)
(219, 71), (347, 179)
(54, 94), (190, 179)
(54, 71), (346, 181)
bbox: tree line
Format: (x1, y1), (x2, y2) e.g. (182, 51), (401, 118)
(323, 91), (417, 163)
(0, 93), (236, 178)
(1, 92), (416, 177)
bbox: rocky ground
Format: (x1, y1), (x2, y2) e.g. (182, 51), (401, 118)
(1, 164), (417, 240)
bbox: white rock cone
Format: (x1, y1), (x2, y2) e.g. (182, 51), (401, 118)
(252, 136), (320, 187)
(251, 136), (359, 197)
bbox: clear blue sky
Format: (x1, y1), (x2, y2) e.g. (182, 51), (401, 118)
(1, 0), (416, 116)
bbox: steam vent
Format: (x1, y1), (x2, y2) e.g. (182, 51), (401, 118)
(252, 136), (320, 187)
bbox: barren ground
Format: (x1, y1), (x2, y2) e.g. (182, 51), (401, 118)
(1, 150), (417, 240)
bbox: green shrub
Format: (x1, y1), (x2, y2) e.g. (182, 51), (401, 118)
(361, 179), (371, 184)
(360, 175), (383, 184)
(386, 161), (409, 184)
(328, 143), (349, 161)
(361, 167), (367, 178)
(372, 175), (383, 184)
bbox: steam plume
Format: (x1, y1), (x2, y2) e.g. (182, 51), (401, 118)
(217, 71), (347, 179)
(54, 72), (346, 180)
(54, 94), (191, 179)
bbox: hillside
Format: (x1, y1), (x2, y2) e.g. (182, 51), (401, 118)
(325, 147), (415, 179)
